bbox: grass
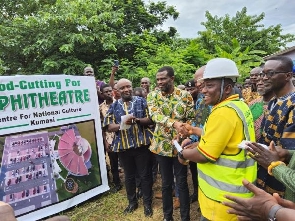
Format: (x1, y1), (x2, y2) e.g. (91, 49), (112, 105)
(46, 171), (202, 221)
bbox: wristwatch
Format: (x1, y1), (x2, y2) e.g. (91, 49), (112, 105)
(178, 150), (186, 160)
(268, 204), (283, 221)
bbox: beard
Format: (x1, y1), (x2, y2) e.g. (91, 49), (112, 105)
(121, 94), (132, 101)
(160, 83), (173, 93)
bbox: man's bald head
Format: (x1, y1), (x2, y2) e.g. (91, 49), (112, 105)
(194, 65), (206, 83)
(141, 77), (150, 83)
(194, 66), (206, 87)
(250, 67), (262, 84)
(116, 78), (132, 89)
(83, 67), (94, 76)
(141, 77), (150, 93)
(116, 78), (133, 101)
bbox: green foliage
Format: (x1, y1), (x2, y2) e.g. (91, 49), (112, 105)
(116, 38), (209, 87)
(214, 38), (266, 82)
(0, 2), (293, 87)
(198, 7), (295, 55)
(0, 58), (8, 75)
(0, 0), (179, 77)
(0, 0), (123, 75)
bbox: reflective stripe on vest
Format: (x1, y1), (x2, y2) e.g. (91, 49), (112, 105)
(198, 100), (257, 202)
(198, 168), (252, 194)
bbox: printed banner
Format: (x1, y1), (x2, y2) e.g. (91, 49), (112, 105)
(0, 75), (109, 220)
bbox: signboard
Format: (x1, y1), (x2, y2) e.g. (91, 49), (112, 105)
(0, 75), (109, 220)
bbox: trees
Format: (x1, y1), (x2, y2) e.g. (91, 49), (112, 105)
(117, 37), (209, 88)
(0, 0), (179, 77)
(214, 38), (266, 81)
(0, 0), (123, 75)
(198, 7), (295, 55)
(1, 2), (293, 87)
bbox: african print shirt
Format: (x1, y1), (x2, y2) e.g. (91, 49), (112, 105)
(242, 87), (260, 105)
(103, 96), (153, 152)
(257, 91), (295, 196)
(248, 97), (269, 142)
(99, 101), (114, 145)
(147, 87), (195, 157)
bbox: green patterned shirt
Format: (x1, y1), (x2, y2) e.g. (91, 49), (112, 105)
(147, 87), (195, 157)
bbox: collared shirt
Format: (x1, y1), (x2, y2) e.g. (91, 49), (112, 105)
(257, 91), (295, 196)
(197, 94), (249, 161)
(103, 96), (152, 152)
(99, 100), (114, 145)
(261, 91), (295, 149)
(147, 87), (195, 157)
(197, 94), (255, 221)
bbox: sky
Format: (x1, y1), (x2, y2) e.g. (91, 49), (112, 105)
(145, 0), (295, 47)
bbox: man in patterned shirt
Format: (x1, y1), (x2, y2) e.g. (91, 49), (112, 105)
(242, 67), (261, 104)
(147, 66), (195, 221)
(103, 79), (154, 217)
(250, 56), (295, 197)
(100, 84), (122, 192)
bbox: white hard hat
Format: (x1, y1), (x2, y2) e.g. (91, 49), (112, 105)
(201, 58), (240, 82)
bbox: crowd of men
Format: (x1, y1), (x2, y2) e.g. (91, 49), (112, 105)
(97, 56), (295, 221)
(1, 56), (295, 221)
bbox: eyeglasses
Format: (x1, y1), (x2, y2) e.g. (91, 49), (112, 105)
(259, 70), (289, 78)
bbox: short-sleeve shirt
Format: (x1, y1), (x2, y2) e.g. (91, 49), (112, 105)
(197, 94), (250, 221)
(147, 87), (195, 157)
(103, 96), (152, 152)
(99, 101), (114, 145)
(197, 94), (245, 162)
(257, 91), (295, 196)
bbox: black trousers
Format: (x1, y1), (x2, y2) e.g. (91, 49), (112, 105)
(118, 146), (152, 206)
(151, 153), (159, 183)
(156, 154), (190, 221)
(189, 161), (198, 195)
(108, 151), (120, 185)
(136, 151), (158, 189)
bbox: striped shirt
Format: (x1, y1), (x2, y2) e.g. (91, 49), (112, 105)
(103, 96), (152, 152)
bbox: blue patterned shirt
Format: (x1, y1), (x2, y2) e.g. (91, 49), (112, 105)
(103, 96), (153, 152)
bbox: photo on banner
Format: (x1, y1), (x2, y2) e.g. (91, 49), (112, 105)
(0, 75), (109, 220)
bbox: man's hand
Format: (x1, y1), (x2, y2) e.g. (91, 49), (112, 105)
(273, 193), (295, 209)
(183, 123), (193, 135)
(125, 116), (136, 125)
(177, 153), (189, 165)
(223, 179), (278, 220)
(183, 142), (198, 150)
(246, 141), (281, 169)
(181, 138), (191, 147)
(173, 121), (190, 137)
(111, 66), (119, 74)
(108, 124), (120, 132)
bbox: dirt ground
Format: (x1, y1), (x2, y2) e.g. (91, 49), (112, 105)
(117, 165), (202, 221)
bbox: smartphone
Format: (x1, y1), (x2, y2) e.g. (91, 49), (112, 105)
(113, 60), (119, 67)
(173, 140), (183, 153)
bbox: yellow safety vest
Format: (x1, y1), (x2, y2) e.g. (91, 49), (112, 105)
(198, 100), (257, 202)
